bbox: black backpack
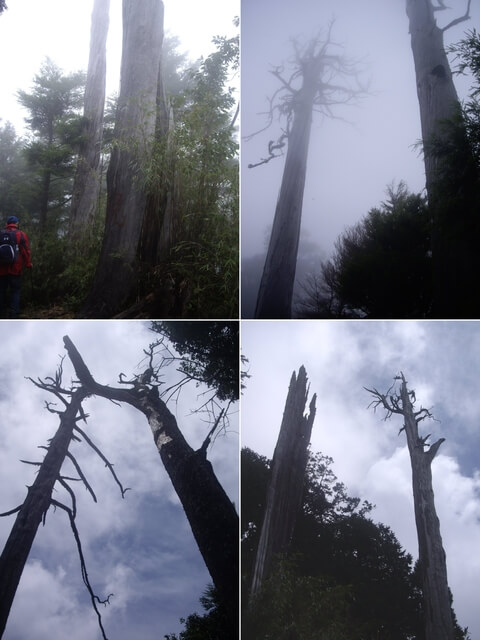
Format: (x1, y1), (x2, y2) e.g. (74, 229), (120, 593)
(0, 229), (20, 264)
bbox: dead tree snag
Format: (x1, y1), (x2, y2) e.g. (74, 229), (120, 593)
(248, 25), (367, 318)
(365, 372), (455, 640)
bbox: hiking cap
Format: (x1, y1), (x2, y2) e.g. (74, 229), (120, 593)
(7, 216), (19, 225)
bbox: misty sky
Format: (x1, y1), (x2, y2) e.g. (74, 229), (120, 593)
(0, 0), (238, 134)
(0, 321), (238, 640)
(241, 320), (480, 638)
(241, 0), (480, 314)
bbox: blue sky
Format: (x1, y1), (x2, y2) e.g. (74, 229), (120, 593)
(0, 321), (239, 640)
(241, 320), (480, 638)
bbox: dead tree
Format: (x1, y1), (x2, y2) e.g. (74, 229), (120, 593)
(365, 372), (455, 640)
(0, 360), (127, 640)
(62, 336), (239, 635)
(69, 0), (110, 240)
(250, 365), (316, 597)
(249, 26), (367, 318)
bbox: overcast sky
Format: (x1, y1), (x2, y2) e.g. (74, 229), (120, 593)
(0, 321), (238, 640)
(241, 0), (480, 314)
(0, 0), (238, 134)
(241, 320), (480, 638)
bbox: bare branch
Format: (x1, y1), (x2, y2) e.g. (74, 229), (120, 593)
(65, 452), (97, 503)
(73, 425), (131, 498)
(0, 505), (22, 517)
(50, 500), (112, 640)
(441, 0), (471, 32)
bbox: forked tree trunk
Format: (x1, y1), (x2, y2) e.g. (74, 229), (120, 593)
(69, 0), (110, 239)
(250, 366), (316, 597)
(255, 80), (316, 319)
(0, 390), (87, 638)
(83, 0), (166, 318)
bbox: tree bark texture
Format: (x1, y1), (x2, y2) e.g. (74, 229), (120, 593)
(0, 390), (87, 638)
(405, 0), (460, 197)
(69, 0), (110, 239)
(255, 80), (316, 319)
(250, 366), (316, 597)
(398, 375), (454, 640)
(62, 336), (238, 633)
(83, 0), (165, 317)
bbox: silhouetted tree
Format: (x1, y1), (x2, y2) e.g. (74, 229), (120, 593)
(247, 25), (367, 318)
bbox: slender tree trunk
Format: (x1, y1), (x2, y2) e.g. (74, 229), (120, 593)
(69, 0), (110, 240)
(250, 366), (316, 597)
(82, 0), (165, 318)
(0, 390), (87, 638)
(398, 376), (454, 640)
(255, 81), (316, 319)
(62, 336), (238, 635)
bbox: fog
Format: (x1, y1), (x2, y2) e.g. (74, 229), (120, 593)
(240, 0), (479, 317)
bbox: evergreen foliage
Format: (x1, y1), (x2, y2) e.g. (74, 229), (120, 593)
(151, 321), (239, 402)
(297, 183), (431, 318)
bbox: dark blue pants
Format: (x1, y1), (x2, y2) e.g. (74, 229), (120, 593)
(0, 274), (21, 318)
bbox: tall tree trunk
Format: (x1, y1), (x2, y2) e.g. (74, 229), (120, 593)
(255, 80), (316, 319)
(250, 366), (316, 597)
(367, 373), (454, 640)
(69, 0), (110, 240)
(405, 0), (476, 317)
(0, 390), (87, 638)
(63, 336), (238, 636)
(398, 375), (454, 640)
(82, 0), (165, 318)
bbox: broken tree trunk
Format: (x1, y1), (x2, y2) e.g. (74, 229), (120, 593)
(62, 335), (238, 634)
(0, 389), (88, 638)
(366, 372), (454, 640)
(250, 365), (316, 597)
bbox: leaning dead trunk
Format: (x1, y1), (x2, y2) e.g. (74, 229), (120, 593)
(69, 0), (110, 239)
(0, 389), (87, 638)
(254, 80), (315, 319)
(63, 336), (238, 634)
(250, 365), (316, 597)
(82, 0), (165, 317)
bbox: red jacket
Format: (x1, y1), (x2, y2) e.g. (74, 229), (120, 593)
(0, 224), (32, 276)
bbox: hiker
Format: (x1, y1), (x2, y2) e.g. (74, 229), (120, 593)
(0, 216), (32, 318)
